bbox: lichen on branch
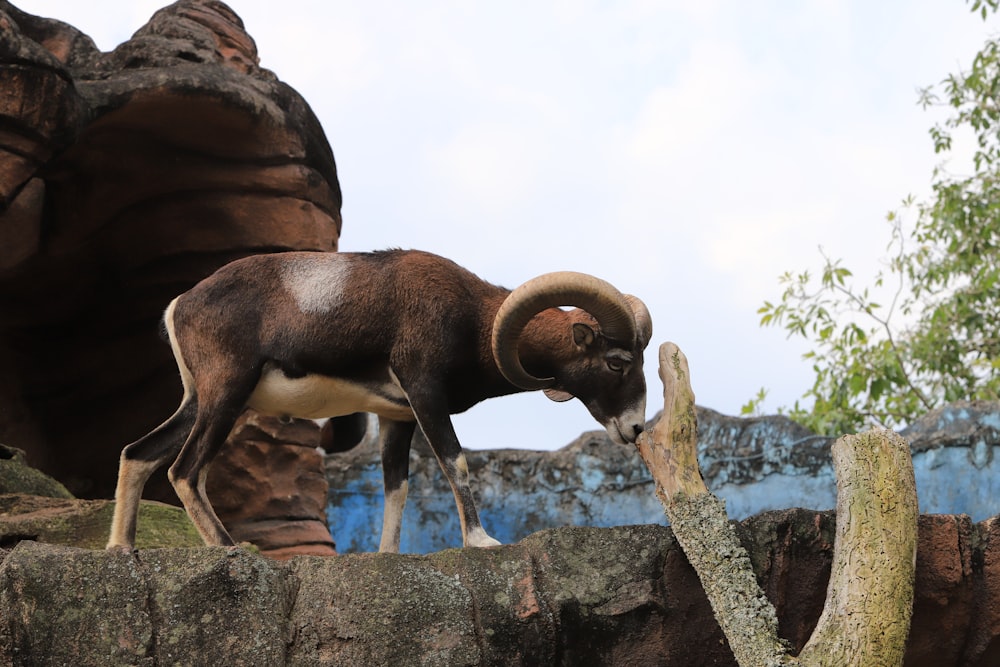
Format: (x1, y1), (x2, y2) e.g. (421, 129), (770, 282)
(635, 342), (789, 666)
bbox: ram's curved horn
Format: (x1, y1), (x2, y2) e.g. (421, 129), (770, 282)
(626, 294), (653, 349)
(492, 271), (639, 390)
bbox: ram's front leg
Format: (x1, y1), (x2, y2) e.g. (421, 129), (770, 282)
(410, 403), (499, 548)
(437, 444), (500, 548)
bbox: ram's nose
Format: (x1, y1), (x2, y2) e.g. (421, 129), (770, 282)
(621, 421), (644, 444)
(608, 419), (644, 445)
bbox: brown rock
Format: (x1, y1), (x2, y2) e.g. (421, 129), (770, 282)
(907, 514), (975, 665)
(0, 0), (341, 501)
(0, 0), (341, 556)
(734, 509), (834, 651)
(962, 516), (1000, 665)
(207, 413), (337, 558)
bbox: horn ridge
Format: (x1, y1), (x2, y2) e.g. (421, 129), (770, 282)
(491, 271), (639, 390)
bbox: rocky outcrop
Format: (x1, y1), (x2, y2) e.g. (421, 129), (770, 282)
(1, 511), (998, 666)
(0, 443), (71, 500)
(327, 403), (1000, 553)
(0, 442), (203, 550)
(0, 493), (202, 551)
(206, 414), (336, 558)
(0, 1), (341, 556)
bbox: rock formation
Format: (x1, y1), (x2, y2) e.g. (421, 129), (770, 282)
(2, 511), (999, 665)
(0, 0), (343, 556)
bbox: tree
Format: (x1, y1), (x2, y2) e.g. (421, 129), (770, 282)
(758, 1), (1000, 436)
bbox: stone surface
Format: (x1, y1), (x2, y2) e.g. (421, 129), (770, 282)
(0, 493), (202, 550)
(0, 543), (290, 666)
(1, 512), (999, 665)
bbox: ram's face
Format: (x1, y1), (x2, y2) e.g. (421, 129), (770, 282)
(491, 271), (653, 444)
(545, 318), (648, 445)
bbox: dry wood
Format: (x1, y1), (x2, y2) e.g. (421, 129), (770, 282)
(635, 342), (789, 666)
(635, 341), (918, 667)
(796, 429), (917, 666)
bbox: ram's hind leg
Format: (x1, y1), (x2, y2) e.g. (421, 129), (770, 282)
(378, 418), (416, 553)
(107, 399), (197, 550)
(167, 384), (252, 547)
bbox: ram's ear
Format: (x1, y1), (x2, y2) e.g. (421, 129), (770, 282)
(572, 323), (595, 347)
(544, 388), (574, 402)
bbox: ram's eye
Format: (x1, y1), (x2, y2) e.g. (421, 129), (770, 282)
(607, 358), (626, 373)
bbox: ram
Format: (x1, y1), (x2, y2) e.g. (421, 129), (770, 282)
(107, 249), (652, 553)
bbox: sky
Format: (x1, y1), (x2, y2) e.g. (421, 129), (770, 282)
(16, 1), (999, 451)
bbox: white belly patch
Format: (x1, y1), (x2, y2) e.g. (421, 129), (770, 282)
(246, 367), (414, 421)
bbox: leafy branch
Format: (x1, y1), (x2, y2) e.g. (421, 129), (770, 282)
(757, 2), (1000, 436)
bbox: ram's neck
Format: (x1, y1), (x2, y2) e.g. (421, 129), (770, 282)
(477, 294), (579, 399)
(518, 308), (576, 376)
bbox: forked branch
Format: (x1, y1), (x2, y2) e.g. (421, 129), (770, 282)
(634, 342), (917, 666)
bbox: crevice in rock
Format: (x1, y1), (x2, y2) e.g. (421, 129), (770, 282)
(129, 550), (160, 665)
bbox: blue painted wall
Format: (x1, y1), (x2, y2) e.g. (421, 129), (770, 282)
(326, 403), (1000, 554)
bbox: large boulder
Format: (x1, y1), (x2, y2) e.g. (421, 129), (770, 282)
(0, 1), (341, 556)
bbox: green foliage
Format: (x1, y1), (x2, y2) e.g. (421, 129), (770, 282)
(759, 2), (1000, 436)
(740, 387), (769, 417)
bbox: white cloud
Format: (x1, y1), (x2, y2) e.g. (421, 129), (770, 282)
(11, 0), (1000, 448)
(424, 122), (551, 219)
(250, 11), (377, 106)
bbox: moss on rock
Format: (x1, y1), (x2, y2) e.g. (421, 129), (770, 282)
(0, 444), (72, 499)
(0, 494), (201, 550)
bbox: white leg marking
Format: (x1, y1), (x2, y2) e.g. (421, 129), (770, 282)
(446, 453), (501, 548)
(107, 456), (161, 549)
(164, 298), (195, 403)
(379, 481), (408, 553)
(466, 526), (501, 548)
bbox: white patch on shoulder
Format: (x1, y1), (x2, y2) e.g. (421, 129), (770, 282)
(280, 255), (353, 314)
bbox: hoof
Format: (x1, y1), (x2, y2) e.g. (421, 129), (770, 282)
(105, 543), (137, 555)
(467, 534), (502, 548)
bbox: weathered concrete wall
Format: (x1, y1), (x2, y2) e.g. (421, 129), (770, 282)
(326, 424), (666, 554)
(326, 401), (1000, 554)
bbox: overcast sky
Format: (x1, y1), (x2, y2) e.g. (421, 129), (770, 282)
(17, 1), (998, 450)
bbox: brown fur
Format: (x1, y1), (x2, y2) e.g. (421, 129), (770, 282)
(107, 249), (649, 553)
